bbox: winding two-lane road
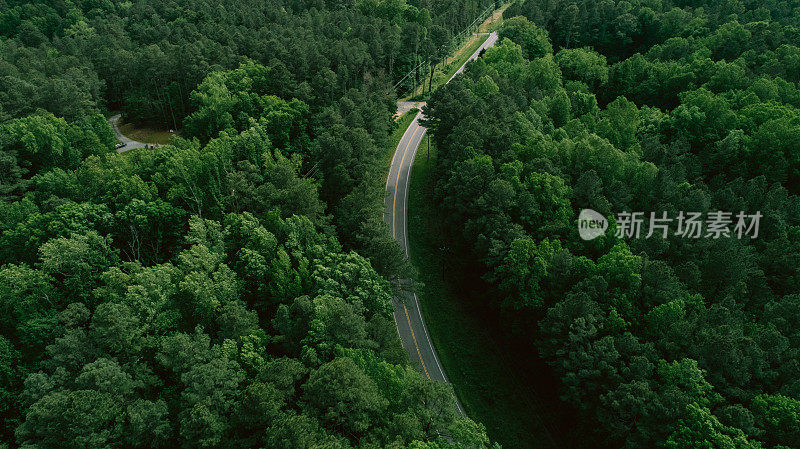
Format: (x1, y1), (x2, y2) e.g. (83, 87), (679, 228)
(385, 31), (499, 416)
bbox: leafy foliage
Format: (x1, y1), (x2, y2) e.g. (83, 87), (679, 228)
(422, 5), (800, 448)
(0, 0), (506, 447)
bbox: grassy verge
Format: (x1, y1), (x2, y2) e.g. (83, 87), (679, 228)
(406, 137), (591, 449)
(402, 3), (510, 101)
(437, 34), (490, 84)
(403, 35), (488, 102)
(478, 5), (507, 33)
(118, 122), (175, 145)
(405, 3), (510, 101)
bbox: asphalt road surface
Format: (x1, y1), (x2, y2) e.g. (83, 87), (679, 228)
(109, 114), (148, 153)
(385, 31), (499, 417)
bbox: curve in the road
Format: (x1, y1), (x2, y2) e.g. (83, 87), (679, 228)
(109, 114), (149, 153)
(385, 31), (499, 418)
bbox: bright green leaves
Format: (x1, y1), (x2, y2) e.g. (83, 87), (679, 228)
(524, 171), (573, 233)
(304, 294), (370, 363)
(473, 75), (499, 98)
(594, 96), (640, 151)
(272, 250), (393, 363)
(125, 399), (171, 448)
(184, 61), (311, 152)
(0, 264), (60, 351)
(499, 16), (553, 60)
(422, 3), (800, 449)
(0, 112), (112, 199)
(75, 358), (135, 396)
(666, 403), (762, 449)
(751, 394), (800, 447)
(657, 359), (717, 409)
(555, 48), (609, 89)
(178, 356), (246, 447)
(0, 201), (114, 265)
(183, 71), (237, 142)
(311, 251), (394, 319)
(177, 244), (240, 328)
(448, 419), (501, 449)
(158, 139), (225, 218)
(90, 303), (141, 355)
(596, 243), (642, 318)
(39, 231), (118, 302)
(4, 200), (427, 446)
(303, 356), (388, 437)
(0, 1), (510, 446)
(15, 389), (125, 449)
(493, 237), (563, 310)
(524, 54), (562, 97)
(670, 88), (736, 149)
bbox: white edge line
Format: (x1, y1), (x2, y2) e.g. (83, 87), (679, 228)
(400, 119), (443, 377)
(402, 115), (424, 258)
(392, 310), (402, 340)
(448, 31), (498, 83)
(402, 118), (466, 416)
(414, 293), (448, 381)
(387, 28), (499, 419)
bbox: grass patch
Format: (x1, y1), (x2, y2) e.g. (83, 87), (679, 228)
(402, 34), (489, 102)
(406, 137), (593, 449)
(437, 34), (489, 84)
(118, 121), (176, 145)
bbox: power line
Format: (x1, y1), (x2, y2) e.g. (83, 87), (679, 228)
(392, 3), (497, 92)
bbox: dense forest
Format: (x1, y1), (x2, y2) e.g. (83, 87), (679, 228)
(422, 0), (800, 447)
(0, 0), (502, 447)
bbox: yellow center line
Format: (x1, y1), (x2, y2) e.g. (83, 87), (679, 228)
(390, 126), (429, 379)
(392, 124), (421, 238)
(403, 300), (431, 379)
